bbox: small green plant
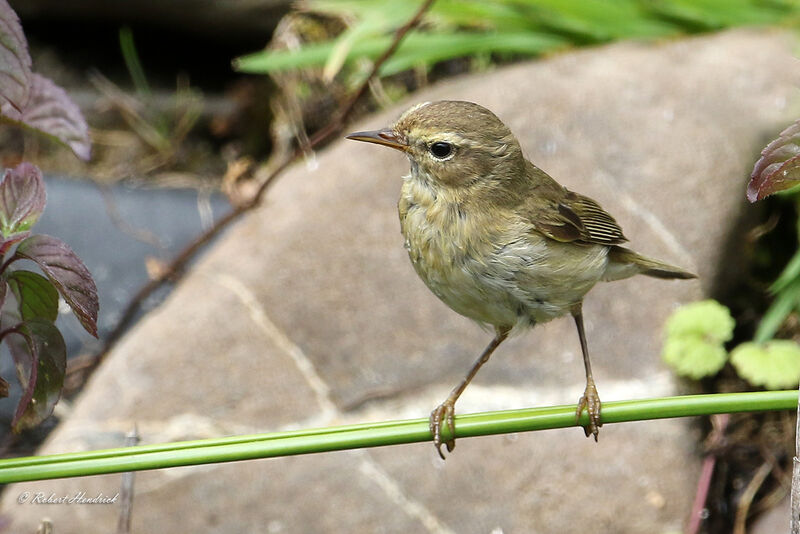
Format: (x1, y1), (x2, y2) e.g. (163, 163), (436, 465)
(662, 300), (734, 379)
(730, 341), (800, 390)
(0, 0), (98, 431)
(114, 27), (203, 170)
(678, 116), (800, 390)
(662, 115), (800, 388)
(747, 119), (800, 343)
(662, 300), (800, 388)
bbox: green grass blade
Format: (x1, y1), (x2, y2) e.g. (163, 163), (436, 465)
(431, 1), (543, 31)
(755, 277), (800, 342)
(379, 31), (568, 75)
(118, 27), (151, 98)
(234, 31), (567, 75)
(770, 248), (800, 294)
(234, 39), (384, 73)
(516, 0), (679, 41)
(646, 0), (795, 29)
(236, 0), (800, 77)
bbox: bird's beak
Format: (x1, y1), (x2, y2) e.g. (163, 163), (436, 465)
(346, 128), (407, 152)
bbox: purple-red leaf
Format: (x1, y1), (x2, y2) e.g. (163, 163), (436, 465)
(0, 275), (6, 313)
(0, 2), (90, 161)
(5, 318), (66, 432)
(0, 73), (91, 161)
(0, 229), (28, 258)
(748, 119), (800, 202)
(0, 162), (46, 237)
(0, 0), (32, 113)
(15, 234), (98, 337)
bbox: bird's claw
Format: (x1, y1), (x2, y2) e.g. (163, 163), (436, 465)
(576, 381), (602, 441)
(430, 400), (456, 459)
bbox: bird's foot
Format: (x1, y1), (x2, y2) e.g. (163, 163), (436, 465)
(576, 381), (602, 441)
(430, 399), (457, 459)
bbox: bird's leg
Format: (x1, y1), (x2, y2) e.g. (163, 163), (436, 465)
(430, 326), (510, 459)
(572, 303), (602, 441)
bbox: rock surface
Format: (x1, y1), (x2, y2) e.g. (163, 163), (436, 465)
(751, 495), (789, 534)
(2, 29), (799, 533)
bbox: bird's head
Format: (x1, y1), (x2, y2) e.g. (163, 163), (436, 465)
(347, 100), (525, 190)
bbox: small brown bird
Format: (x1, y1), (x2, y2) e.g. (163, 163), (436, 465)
(347, 100), (695, 458)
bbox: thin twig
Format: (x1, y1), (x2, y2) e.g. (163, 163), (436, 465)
(67, 0), (436, 385)
(99, 185), (166, 249)
(733, 460), (774, 534)
(686, 413), (729, 534)
(687, 454), (716, 533)
(116, 425), (140, 534)
(792, 379), (800, 533)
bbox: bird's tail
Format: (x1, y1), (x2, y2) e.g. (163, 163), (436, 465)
(603, 246), (697, 282)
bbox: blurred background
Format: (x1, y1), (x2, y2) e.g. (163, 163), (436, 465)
(1, 1), (800, 533)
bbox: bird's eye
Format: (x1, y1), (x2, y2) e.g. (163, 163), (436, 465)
(429, 142), (453, 159)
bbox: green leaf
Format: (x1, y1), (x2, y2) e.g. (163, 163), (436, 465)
(662, 336), (728, 379)
(649, 0), (794, 30)
(7, 270), (58, 322)
(523, 0), (678, 41)
(730, 340), (800, 390)
(432, 1), (542, 32)
(378, 32), (566, 76)
(665, 299), (735, 343)
(234, 31), (566, 76)
(662, 300), (735, 379)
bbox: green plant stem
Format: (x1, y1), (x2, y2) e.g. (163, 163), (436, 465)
(0, 391), (795, 483)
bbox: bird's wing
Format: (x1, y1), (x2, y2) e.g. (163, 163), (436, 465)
(523, 164), (627, 245)
(560, 191), (627, 245)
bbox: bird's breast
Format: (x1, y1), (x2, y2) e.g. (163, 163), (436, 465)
(397, 176), (610, 328)
(399, 176), (489, 284)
